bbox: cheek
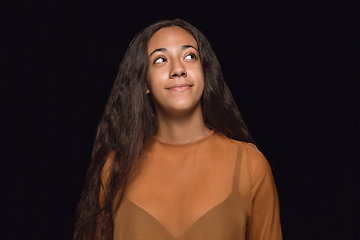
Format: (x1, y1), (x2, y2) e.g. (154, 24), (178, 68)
(146, 71), (158, 92)
(195, 68), (205, 93)
(147, 68), (167, 90)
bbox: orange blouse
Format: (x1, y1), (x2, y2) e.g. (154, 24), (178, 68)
(113, 131), (282, 239)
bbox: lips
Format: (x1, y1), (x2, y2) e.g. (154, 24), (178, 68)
(166, 83), (193, 92)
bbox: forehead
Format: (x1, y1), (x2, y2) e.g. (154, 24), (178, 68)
(148, 26), (198, 54)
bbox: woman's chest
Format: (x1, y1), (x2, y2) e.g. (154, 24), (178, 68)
(117, 153), (249, 239)
(125, 152), (236, 229)
(114, 193), (248, 240)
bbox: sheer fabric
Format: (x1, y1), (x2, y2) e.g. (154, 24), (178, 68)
(112, 131), (282, 239)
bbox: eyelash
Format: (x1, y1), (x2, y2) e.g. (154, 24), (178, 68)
(153, 56), (167, 64)
(153, 53), (198, 64)
(185, 53), (197, 60)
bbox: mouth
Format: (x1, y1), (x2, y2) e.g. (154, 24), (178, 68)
(166, 83), (193, 92)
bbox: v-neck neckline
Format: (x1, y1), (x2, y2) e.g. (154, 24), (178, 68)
(123, 193), (234, 239)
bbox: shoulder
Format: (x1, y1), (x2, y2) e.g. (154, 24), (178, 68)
(213, 133), (269, 169)
(242, 142), (270, 173)
(230, 140), (273, 185)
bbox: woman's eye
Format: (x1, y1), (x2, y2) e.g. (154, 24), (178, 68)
(154, 57), (166, 63)
(184, 53), (197, 60)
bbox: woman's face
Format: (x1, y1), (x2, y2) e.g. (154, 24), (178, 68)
(147, 26), (204, 116)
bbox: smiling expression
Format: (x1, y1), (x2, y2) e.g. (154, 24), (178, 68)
(147, 26), (204, 116)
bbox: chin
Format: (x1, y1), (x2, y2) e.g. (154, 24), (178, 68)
(169, 99), (196, 109)
(154, 96), (202, 116)
(167, 102), (201, 114)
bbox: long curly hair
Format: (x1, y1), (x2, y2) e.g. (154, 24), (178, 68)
(74, 19), (254, 240)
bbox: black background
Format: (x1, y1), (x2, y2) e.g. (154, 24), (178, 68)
(1, 0), (359, 239)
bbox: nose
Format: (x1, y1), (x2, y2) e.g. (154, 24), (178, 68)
(170, 60), (187, 78)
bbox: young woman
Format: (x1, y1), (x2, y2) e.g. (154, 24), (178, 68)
(74, 19), (282, 240)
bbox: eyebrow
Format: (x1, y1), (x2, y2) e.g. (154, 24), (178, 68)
(181, 45), (198, 51)
(149, 48), (167, 57)
(149, 45), (198, 57)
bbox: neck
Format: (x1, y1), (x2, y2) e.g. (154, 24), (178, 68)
(155, 103), (211, 144)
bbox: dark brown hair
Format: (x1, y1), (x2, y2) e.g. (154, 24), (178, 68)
(74, 19), (254, 240)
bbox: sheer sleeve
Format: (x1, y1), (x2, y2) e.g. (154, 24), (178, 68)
(100, 151), (115, 205)
(95, 151), (115, 240)
(245, 144), (282, 240)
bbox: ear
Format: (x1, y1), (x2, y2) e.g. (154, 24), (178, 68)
(145, 82), (150, 94)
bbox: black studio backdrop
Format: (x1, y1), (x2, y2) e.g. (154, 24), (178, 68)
(1, 1), (359, 239)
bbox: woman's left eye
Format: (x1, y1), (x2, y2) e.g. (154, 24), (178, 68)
(184, 53), (197, 60)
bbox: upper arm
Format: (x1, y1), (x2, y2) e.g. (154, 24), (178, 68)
(245, 144), (282, 240)
(95, 151), (115, 240)
(100, 151), (115, 207)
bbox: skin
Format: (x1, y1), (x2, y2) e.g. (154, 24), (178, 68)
(147, 26), (210, 144)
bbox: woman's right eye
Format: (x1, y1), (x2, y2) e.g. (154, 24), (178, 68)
(154, 57), (166, 64)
